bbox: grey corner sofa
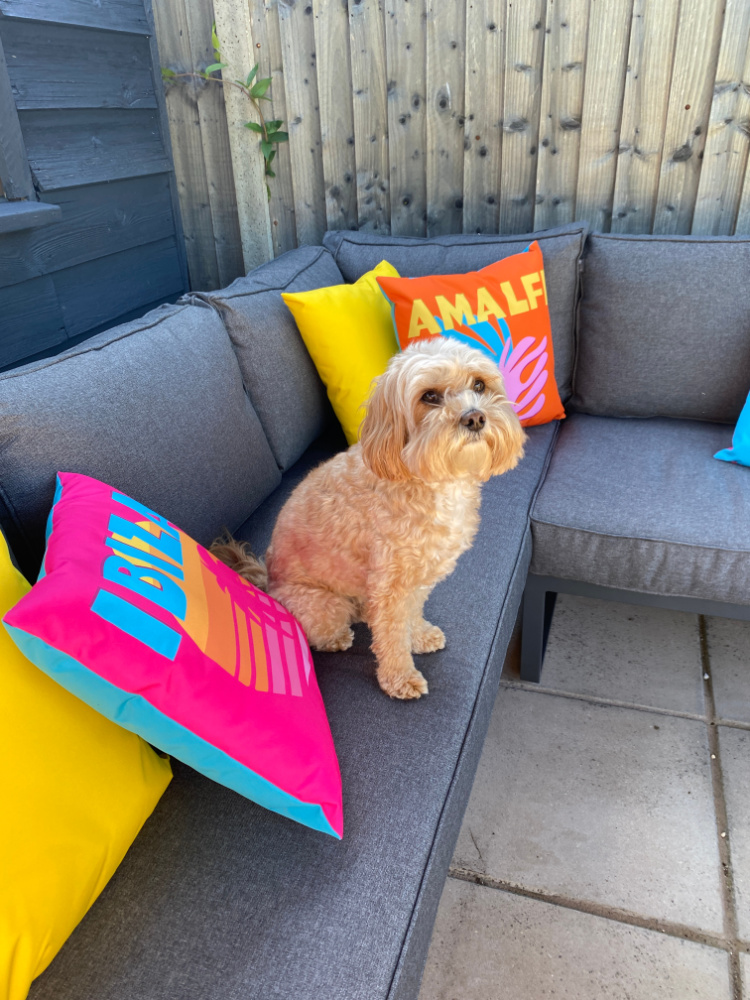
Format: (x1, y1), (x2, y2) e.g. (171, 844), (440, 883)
(3, 220), (747, 1000)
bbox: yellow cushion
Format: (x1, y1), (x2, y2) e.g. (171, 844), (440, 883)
(0, 535), (172, 1000)
(282, 260), (400, 445)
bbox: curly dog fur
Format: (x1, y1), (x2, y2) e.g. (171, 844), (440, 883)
(212, 338), (525, 699)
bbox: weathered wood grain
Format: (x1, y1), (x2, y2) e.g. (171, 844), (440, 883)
(20, 107), (171, 191)
(3, 20), (156, 109)
(349, 0), (390, 233)
(251, 0), (296, 255)
(499, 0), (546, 234)
(384, 0), (425, 236)
(214, 0), (274, 268)
(277, 0), (326, 245)
(0, 199), (60, 233)
(56, 236), (184, 337)
(691, 0), (750, 236)
(314, 0), (357, 231)
(152, 0), (220, 289)
(425, 0), (465, 236)
(652, 0), (725, 235)
(179, 0), (243, 286)
(0, 274), (66, 366)
(575, 0), (634, 232)
(0, 175), (175, 288)
(0, 0), (149, 33)
(534, 0), (590, 230)
(462, 0), (504, 234)
(0, 30), (35, 198)
(610, 0), (680, 234)
(735, 160), (750, 234)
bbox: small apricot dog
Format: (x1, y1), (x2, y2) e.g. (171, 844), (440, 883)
(212, 338), (525, 700)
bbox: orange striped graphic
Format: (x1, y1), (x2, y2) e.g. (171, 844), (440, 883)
(235, 604), (253, 687)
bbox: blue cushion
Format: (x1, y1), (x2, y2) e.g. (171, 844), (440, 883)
(715, 391), (750, 467)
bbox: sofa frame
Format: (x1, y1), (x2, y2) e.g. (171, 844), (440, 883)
(520, 572), (750, 684)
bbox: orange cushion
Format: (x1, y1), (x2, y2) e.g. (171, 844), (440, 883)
(377, 241), (565, 426)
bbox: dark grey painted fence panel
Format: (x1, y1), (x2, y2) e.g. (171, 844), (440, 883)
(0, 0), (149, 34)
(56, 235), (184, 336)
(20, 107), (170, 190)
(0, 273), (66, 364)
(3, 19), (156, 109)
(0, 174), (176, 287)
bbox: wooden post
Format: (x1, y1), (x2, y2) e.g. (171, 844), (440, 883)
(213, 0), (274, 269)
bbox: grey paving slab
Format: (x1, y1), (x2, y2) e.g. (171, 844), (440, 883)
(717, 726), (750, 941)
(504, 594), (705, 716)
(418, 878), (731, 1000)
(706, 617), (750, 725)
(453, 687), (723, 933)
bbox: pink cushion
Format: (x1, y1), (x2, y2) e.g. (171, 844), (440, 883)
(4, 472), (343, 838)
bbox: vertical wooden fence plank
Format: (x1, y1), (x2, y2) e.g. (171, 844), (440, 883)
(575, 0), (633, 232)
(499, 0), (546, 234)
(153, 0), (220, 289)
(652, 0), (725, 235)
(313, 0), (357, 231)
(735, 160), (750, 233)
(349, 0), (391, 233)
(251, 0), (297, 256)
(610, 0), (680, 234)
(462, 0), (504, 235)
(691, 0), (750, 236)
(534, 0), (590, 231)
(213, 0), (274, 269)
(424, 0), (466, 236)
(181, 0), (244, 286)
(278, 0), (327, 245)
(385, 0), (427, 236)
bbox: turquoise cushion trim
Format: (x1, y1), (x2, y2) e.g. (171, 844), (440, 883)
(37, 473), (64, 582)
(3, 623), (340, 839)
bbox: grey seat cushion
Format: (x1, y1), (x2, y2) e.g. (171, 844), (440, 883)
(531, 414), (750, 605)
(29, 422), (559, 1000)
(0, 302), (280, 582)
(185, 247), (344, 471)
(323, 223), (588, 401)
(572, 233), (750, 424)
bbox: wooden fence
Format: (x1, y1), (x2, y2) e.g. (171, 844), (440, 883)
(153, 0), (750, 290)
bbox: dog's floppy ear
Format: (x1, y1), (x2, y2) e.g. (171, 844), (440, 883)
(359, 369), (410, 481)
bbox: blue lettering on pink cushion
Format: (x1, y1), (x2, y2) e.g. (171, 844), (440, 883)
(91, 589), (182, 660)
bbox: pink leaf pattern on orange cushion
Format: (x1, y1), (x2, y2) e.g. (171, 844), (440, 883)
(498, 334), (548, 422)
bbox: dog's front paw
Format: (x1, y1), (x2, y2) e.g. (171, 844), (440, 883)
(377, 666), (429, 700)
(312, 627), (354, 652)
(412, 621), (446, 654)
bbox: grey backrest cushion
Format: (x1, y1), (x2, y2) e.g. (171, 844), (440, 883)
(185, 246), (344, 471)
(572, 233), (750, 423)
(0, 302), (281, 582)
(323, 222), (588, 400)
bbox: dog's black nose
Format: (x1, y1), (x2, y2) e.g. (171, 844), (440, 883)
(460, 409), (486, 431)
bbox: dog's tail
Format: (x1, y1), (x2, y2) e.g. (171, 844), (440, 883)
(209, 534), (269, 591)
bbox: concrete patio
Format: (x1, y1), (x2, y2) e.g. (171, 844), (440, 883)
(419, 595), (749, 1000)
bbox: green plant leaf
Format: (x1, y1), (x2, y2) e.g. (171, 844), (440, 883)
(211, 22), (220, 54)
(266, 120), (283, 131)
(244, 121), (264, 133)
(266, 183), (271, 200)
(246, 65), (259, 86)
(266, 149), (276, 164)
(161, 67), (176, 79)
(260, 140), (273, 159)
(250, 77), (271, 99)
(269, 130), (288, 143)
(205, 62), (226, 73)
(266, 167), (276, 178)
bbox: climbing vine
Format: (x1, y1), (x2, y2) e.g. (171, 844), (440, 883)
(162, 24), (288, 196)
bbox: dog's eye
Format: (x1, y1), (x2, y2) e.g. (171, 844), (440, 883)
(421, 390), (442, 405)
(473, 379), (485, 394)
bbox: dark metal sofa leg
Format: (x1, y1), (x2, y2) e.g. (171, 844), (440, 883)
(520, 575), (557, 683)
